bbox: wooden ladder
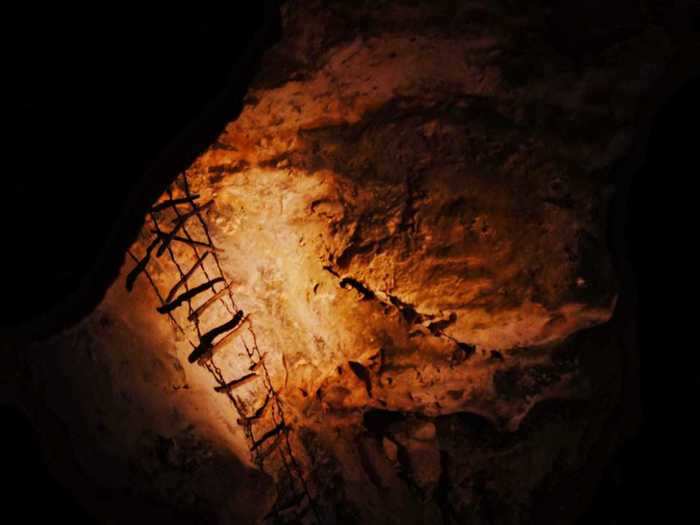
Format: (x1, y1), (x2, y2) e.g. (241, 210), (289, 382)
(125, 172), (320, 524)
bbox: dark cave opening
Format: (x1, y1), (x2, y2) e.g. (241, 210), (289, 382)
(2, 3), (279, 334)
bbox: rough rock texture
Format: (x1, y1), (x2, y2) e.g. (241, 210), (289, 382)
(3, 1), (694, 523)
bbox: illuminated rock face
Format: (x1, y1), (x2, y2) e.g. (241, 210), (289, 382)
(188, 0), (631, 430)
(10, 1), (684, 523)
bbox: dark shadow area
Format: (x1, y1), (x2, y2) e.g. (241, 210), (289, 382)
(0, 405), (97, 524)
(2, 3), (280, 335)
(579, 71), (700, 524)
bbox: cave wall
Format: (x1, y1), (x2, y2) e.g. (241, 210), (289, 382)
(4, 1), (697, 523)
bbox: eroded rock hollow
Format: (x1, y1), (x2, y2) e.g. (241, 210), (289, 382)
(8, 1), (693, 523)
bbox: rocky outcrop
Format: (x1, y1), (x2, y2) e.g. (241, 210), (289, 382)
(5, 1), (696, 523)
